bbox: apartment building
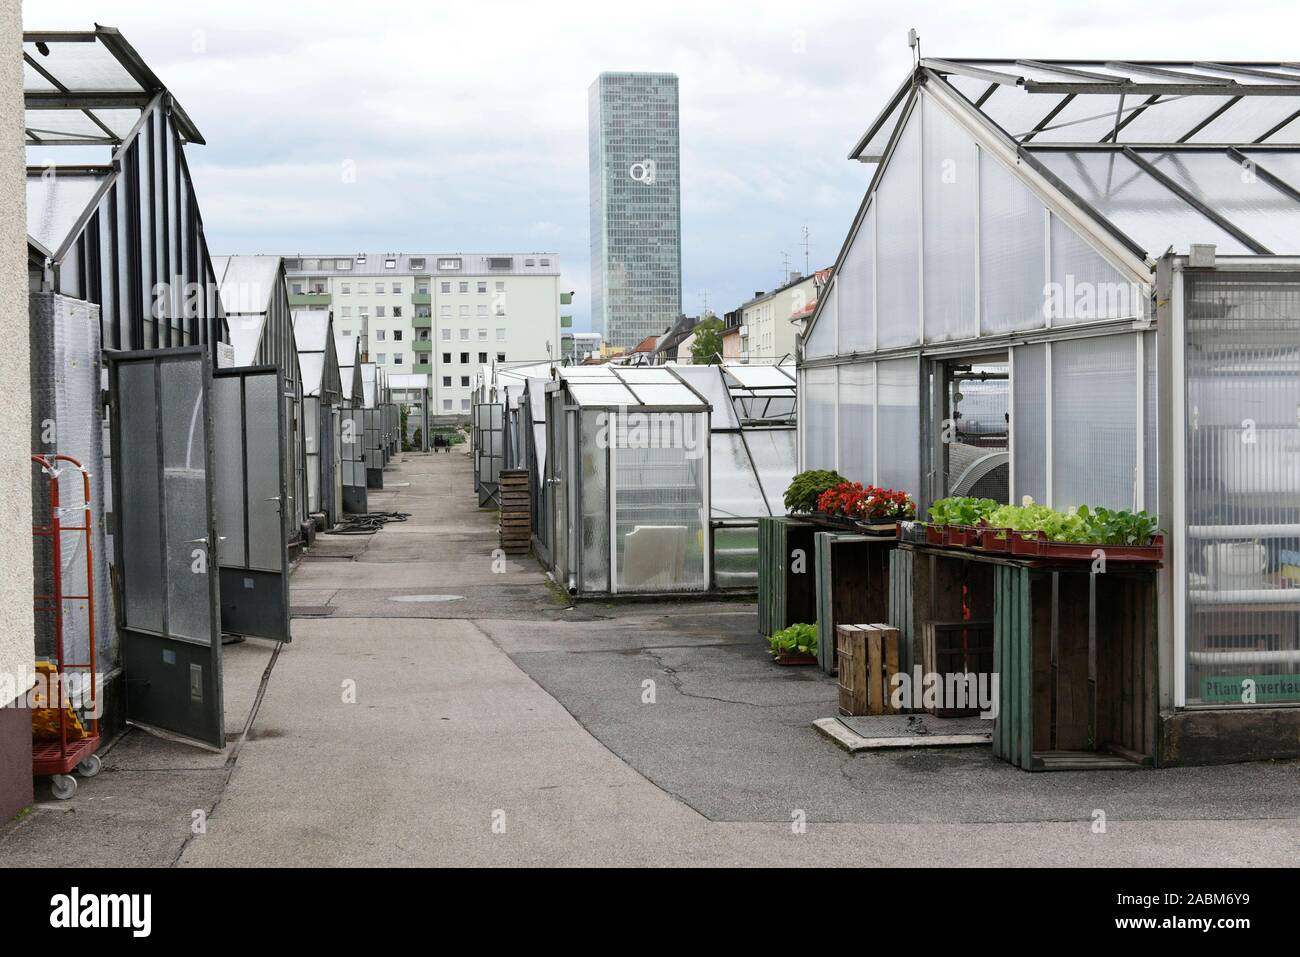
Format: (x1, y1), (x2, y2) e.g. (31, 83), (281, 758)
(738, 271), (826, 363)
(283, 253), (562, 416)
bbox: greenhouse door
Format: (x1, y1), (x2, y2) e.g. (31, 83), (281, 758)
(213, 367), (292, 643)
(108, 348), (224, 750)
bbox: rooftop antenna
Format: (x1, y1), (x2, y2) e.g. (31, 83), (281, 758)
(801, 226), (810, 277)
(780, 251), (792, 284)
(907, 28), (921, 66)
(699, 290), (711, 316)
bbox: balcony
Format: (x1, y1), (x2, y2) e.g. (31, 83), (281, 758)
(412, 315), (432, 329)
(289, 291), (331, 306)
(413, 339), (434, 354)
(412, 292), (431, 306)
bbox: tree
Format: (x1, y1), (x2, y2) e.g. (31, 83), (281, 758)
(689, 317), (725, 365)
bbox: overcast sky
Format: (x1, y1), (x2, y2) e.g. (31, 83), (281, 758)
(25, 0), (1299, 330)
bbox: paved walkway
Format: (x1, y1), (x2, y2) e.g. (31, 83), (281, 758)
(4, 450), (1297, 866)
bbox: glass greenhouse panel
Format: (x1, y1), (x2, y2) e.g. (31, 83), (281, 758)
(746, 429), (798, 510)
(1051, 334), (1138, 511)
(1182, 271), (1300, 706)
(1144, 151), (1300, 253)
(1189, 95), (1300, 145)
(579, 411), (609, 593)
(1143, 329), (1158, 516)
(1049, 214), (1141, 324)
(979, 88), (1069, 141)
(726, 365), (796, 389)
(1030, 94), (1128, 143)
(1011, 343), (1047, 505)
(1030, 150), (1253, 255)
(612, 412), (708, 593)
(117, 361), (164, 632)
(245, 373), (283, 573)
(212, 376), (245, 567)
(713, 525), (759, 590)
(922, 98), (979, 342)
(837, 202), (875, 353)
(710, 433), (768, 518)
(980, 151), (1048, 335)
(623, 382), (703, 407)
(1120, 94), (1235, 143)
(1242, 151), (1300, 197)
(837, 362), (875, 485)
(804, 282), (836, 359)
(673, 366), (738, 429)
(876, 358), (920, 495)
(569, 382), (638, 406)
(876, 107), (921, 349)
(160, 358), (212, 643)
(802, 367), (836, 470)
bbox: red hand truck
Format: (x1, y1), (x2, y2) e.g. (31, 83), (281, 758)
(31, 454), (101, 800)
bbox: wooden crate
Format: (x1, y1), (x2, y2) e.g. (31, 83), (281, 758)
(498, 469), (531, 555)
(919, 620), (994, 716)
(836, 623), (904, 716)
(757, 517), (817, 640)
(814, 532), (895, 675)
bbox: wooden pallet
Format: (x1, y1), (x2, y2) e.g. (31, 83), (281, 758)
(498, 469), (531, 554)
(836, 623), (904, 716)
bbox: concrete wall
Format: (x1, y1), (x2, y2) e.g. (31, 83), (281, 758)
(0, 0), (35, 818)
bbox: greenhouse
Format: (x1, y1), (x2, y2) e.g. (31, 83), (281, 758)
(799, 57), (1300, 763)
(293, 309), (344, 527)
(519, 363), (798, 596)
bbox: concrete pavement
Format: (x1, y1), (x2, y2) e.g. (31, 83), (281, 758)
(3, 449), (1297, 866)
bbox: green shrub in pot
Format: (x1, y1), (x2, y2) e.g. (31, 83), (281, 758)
(783, 470), (848, 514)
(768, 622), (818, 657)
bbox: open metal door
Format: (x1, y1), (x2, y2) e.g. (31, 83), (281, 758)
(213, 366), (292, 643)
(107, 348), (224, 749)
(341, 405), (368, 513)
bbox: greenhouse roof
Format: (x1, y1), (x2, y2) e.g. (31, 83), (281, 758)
(562, 366), (707, 409)
(846, 58), (1300, 263)
(23, 26), (204, 146)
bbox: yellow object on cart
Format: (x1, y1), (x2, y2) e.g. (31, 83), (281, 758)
(30, 660), (87, 742)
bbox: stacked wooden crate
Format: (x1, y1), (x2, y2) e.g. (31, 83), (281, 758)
(498, 469), (530, 555)
(836, 623), (905, 716)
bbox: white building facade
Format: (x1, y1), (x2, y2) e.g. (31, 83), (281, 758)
(284, 253), (562, 416)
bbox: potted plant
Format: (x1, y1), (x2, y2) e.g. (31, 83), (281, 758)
(768, 622), (818, 665)
(926, 496), (1000, 546)
(851, 485), (916, 534)
(783, 470), (848, 515)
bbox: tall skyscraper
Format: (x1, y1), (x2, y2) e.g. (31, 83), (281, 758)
(588, 72), (681, 350)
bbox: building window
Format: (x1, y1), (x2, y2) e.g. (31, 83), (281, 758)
(342, 306), (352, 317)
(477, 305), (488, 316)
(358, 282), (369, 294)
(496, 352), (505, 362)
(460, 376), (470, 387)
(393, 306), (402, 318)
(442, 376), (451, 387)
(303, 259), (320, 270)
(385, 258), (397, 269)
(393, 353), (403, 364)
(495, 281), (505, 292)
(461, 398), (470, 411)
(540, 258), (550, 266)
(488, 257), (511, 270)
(440, 282), (451, 293)
(459, 305), (469, 317)
(477, 281), (487, 294)
(416, 281), (429, 293)
(438, 258), (461, 270)
(440, 328), (451, 341)
(341, 283), (351, 294)
(478, 352), (487, 364)
(459, 328), (469, 340)
(375, 283), (385, 294)
(494, 304), (505, 316)
(393, 330), (403, 341)
(443, 399), (452, 411)
(343, 329), (353, 336)
(375, 329), (386, 341)
(495, 328), (506, 340)
(458, 282), (469, 294)
(417, 354), (429, 366)
(442, 353), (451, 364)
(459, 352), (469, 363)
(478, 329), (487, 340)
(336, 259), (352, 270)
(376, 306), (386, 318)
(376, 353), (386, 363)
(292, 283), (303, 295)
(355, 255), (366, 265)
(440, 305), (451, 317)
